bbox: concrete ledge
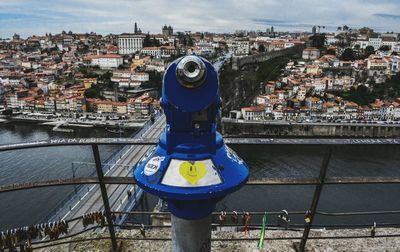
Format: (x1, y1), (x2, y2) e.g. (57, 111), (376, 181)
(35, 227), (400, 252)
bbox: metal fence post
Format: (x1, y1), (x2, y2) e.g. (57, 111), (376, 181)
(71, 162), (78, 194)
(298, 147), (332, 252)
(92, 144), (119, 252)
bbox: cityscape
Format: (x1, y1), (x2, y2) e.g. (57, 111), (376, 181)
(1, 0), (400, 251)
(240, 28), (400, 123)
(1, 22), (400, 128)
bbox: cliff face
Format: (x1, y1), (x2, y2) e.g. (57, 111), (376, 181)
(219, 56), (289, 116)
(219, 62), (260, 116)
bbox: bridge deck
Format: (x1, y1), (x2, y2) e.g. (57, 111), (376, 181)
(49, 115), (165, 232)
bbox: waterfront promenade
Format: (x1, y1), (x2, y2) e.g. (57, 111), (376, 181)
(1, 114), (147, 128)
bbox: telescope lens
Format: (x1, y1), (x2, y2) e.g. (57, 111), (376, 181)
(187, 64), (196, 73)
(176, 56), (207, 88)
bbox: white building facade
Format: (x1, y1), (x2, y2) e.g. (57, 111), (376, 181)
(90, 55), (123, 69)
(118, 34), (145, 55)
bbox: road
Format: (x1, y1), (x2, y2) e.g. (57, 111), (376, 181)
(51, 115), (165, 233)
(222, 118), (400, 127)
(8, 115), (146, 128)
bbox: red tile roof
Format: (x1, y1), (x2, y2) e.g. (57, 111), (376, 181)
(242, 106), (265, 112)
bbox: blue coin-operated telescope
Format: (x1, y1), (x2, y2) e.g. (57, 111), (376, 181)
(134, 55), (249, 221)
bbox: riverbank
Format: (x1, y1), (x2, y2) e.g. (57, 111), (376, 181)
(222, 118), (400, 138)
(0, 123), (137, 230)
(35, 227), (400, 251)
(0, 115), (146, 129)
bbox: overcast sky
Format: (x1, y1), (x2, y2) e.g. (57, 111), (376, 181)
(1, 0), (400, 38)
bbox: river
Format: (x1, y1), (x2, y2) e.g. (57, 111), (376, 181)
(1, 123), (400, 230)
(0, 122), (137, 230)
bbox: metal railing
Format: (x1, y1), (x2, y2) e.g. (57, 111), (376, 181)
(1, 138), (400, 251)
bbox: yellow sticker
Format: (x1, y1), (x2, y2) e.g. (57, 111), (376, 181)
(179, 161), (207, 185)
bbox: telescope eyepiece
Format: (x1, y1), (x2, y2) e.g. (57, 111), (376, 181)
(176, 56), (207, 88)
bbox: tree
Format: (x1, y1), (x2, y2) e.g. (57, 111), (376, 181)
(187, 37), (194, 46)
(118, 96), (127, 102)
(98, 71), (113, 89)
(140, 71), (163, 93)
(143, 34), (152, 47)
(309, 33), (326, 49)
(365, 46), (375, 57)
(84, 85), (101, 98)
(340, 48), (355, 61)
(359, 27), (374, 36)
(326, 48), (336, 55)
(152, 37), (160, 47)
(77, 66), (98, 78)
(258, 44), (266, 53)
(335, 85), (375, 106)
(77, 41), (89, 54)
(54, 56), (62, 64)
(379, 45), (391, 52)
(337, 72), (400, 103)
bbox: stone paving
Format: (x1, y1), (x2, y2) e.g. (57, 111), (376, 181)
(36, 227), (400, 252)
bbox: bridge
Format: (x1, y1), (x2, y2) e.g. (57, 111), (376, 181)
(45, 114), (166, 232)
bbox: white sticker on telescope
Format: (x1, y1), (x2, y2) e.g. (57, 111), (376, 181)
(144, 156), (165, 176)
(161, 159), (222, 187)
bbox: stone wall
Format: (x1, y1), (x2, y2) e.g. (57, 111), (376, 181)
(232, 45), (305, 70)
(222, 120), (400, 138)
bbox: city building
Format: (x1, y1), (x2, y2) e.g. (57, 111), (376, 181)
(84, 54), (123, 69)
(162, 25), (173, 36)
(302, 47), (320, 60)
(368, 37), (382, 50)
(241, 107), (265, 120)
(227, 38), (250, 56)
(131, 72), (149, 82)
(140, 46), (177, 58)
(118, 34), (145, 55)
